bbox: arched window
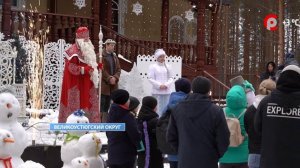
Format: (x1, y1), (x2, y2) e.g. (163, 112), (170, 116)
(184, 19), (197, 45)
(168, 16), (184, 43)
(112, 0), (127, 34)
(112, 0), (119, 32)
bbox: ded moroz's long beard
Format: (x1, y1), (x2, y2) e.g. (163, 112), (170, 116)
(76, 39), (99, 88)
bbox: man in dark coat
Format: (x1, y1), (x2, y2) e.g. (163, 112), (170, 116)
(101, 39), (121, 122)
(255, 65), (300, 168)
(167, 76), (230, 168)
(106, 89), (141, 168)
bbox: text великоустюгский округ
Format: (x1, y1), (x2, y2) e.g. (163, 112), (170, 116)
(49, 123), (125, 131)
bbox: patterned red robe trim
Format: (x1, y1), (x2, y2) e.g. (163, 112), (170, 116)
(58, 45), (100, 123)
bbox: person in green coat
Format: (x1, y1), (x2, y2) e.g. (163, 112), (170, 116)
(219, 85), (249, 168)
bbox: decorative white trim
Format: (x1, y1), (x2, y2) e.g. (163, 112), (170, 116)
(132, 1), (142, 16)
(43, 39), (71, 110)
(74, 0), (86, 9)
(185, 9), (194, 22)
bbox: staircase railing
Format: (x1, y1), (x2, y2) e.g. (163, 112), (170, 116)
(203, 71), (260, 100)
(101, 25), (155, 62)
(179, 63), (229, 100)
(203, 70), (230, 105)
(101, 25), (213, 65)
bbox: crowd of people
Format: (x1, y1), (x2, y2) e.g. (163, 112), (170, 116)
(104, 54), (300, 168)
(59, 27), (300, 168)
(104, 49), (300, 168)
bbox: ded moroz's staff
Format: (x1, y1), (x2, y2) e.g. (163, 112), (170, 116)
(98, 26), (103, 120)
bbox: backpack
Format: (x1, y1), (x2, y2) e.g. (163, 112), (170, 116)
(224, 108), (246, 147)
(156, 107), (177, 155)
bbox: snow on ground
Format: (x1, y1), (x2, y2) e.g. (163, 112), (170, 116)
(100, 153), (170, 168)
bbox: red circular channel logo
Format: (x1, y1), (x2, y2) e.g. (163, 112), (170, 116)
(264, 14), (278, 31)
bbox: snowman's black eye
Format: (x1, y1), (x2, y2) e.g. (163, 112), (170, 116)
(78, 160), (81, 163)
(92, 137), (95, 140)
(7, 134), (10, 137)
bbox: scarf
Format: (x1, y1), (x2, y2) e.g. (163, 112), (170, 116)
(0, 157), (12, 168)
(64, 133), (80, 144)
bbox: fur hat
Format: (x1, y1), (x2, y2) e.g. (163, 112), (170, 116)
(142, 96), (157, 110)
(154, 49), (166, 59)
(128, 96), (140, 111)
(277, 65), (300, 93)
(191, 76), (211, 94)
(282, 65), (300, 74)
(258, 79), (276, 95)
(76, 27), (89, 39)
(104, 39), (116, 44)
(175, 78), (191, 94)
(111, 89), (129, 105)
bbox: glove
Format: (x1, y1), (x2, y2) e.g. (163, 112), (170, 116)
(98, 63), (103, 70)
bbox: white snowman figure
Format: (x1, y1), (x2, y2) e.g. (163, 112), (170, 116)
(61, 110), (89, 168)
(0, 129), (15, 168)
(77, 133), (104, 168)
(71, 157), (89, 168)
(0, 92), (28, 167)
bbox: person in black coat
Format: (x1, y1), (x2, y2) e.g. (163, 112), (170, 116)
(137, 96), (164, 168)
(244, 79), (276, 168)
(255, 65), (300, 168)
(106, 89), (141, 168)
(167, 76), (230, 168)
(260, 61), (276, 81)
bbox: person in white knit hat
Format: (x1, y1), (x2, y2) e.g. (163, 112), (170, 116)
(147, 49), (174, 117)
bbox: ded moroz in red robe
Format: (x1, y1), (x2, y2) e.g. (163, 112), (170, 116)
(58, 44), (101, 123)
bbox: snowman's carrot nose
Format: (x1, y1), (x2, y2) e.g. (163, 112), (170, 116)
(96, 139), (101, 144)
(6, 103), (12, 109)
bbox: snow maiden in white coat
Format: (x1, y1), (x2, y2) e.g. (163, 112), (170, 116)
(0, 92), (28, 167)
(148, 49), (174, 116)
(61, 110), (89, 168)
